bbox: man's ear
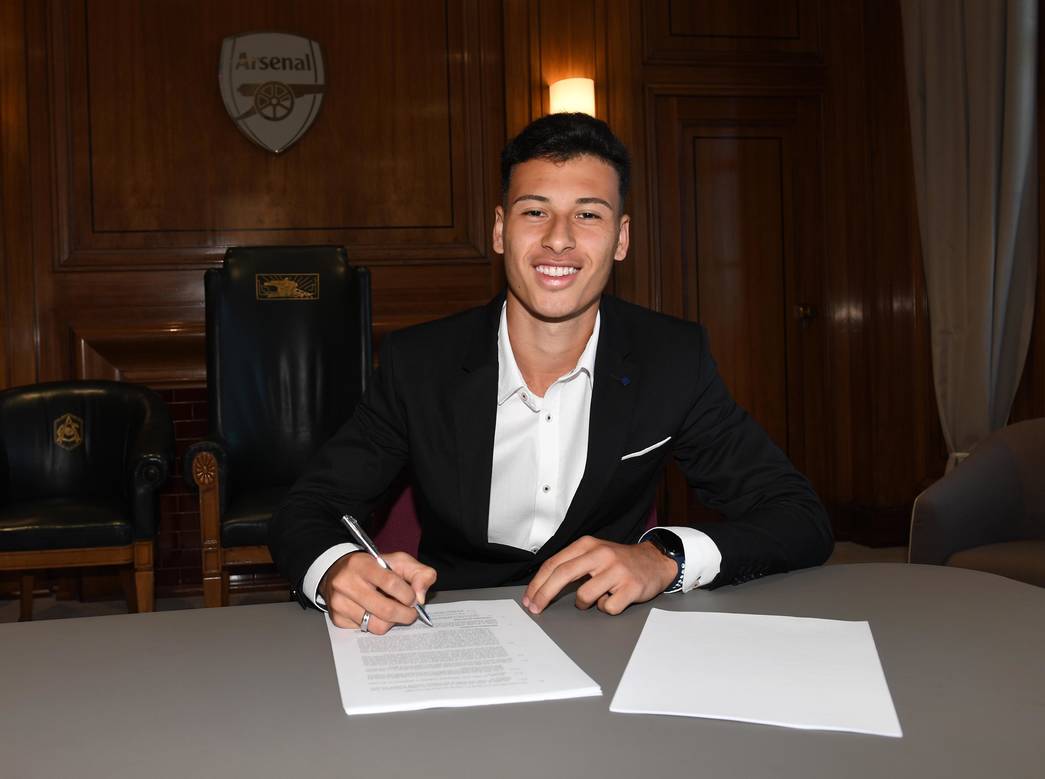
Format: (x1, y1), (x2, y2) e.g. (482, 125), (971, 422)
(492, 206), (505, 254)
(614, 214), (631, 262)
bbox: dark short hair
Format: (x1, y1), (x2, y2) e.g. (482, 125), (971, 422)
(500, 113), (631, 207)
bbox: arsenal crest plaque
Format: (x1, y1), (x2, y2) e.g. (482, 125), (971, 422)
(219, 32), (325, 154)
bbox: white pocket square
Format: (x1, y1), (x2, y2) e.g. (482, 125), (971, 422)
(621, 436), (672, 461)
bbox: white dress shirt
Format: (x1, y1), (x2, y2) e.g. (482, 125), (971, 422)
(303, 304), (722, 607)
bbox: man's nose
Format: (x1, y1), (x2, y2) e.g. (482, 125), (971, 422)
(541, 215), (575, 255)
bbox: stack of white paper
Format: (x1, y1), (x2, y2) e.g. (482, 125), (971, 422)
(326, 599), (601, 715)
(610, 609), (902, 737)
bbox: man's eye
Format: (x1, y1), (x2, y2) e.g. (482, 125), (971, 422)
(577, 211), (601, 220)
(522, 209), (545, 217)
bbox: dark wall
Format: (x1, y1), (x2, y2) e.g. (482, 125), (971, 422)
(1, 0), (1042, 596)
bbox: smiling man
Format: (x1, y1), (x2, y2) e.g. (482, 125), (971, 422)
(269, 113), (833, 634)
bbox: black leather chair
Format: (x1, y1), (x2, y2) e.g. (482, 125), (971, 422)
(185, 245), (371, 607)
(0, 380), (173, 620)
(909, 418), (1045, 587)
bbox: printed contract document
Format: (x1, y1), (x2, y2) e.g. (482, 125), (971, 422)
(610, 610), (903, 737)
(326, 599), (601, 715)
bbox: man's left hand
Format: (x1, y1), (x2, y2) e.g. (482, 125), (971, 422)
(522, 536), (677, 616)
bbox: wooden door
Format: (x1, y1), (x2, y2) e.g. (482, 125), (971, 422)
(652, 93), (828, 524)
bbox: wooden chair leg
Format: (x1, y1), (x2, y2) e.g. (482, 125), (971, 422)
(120, 567), (139, 612)
(203, 575), (223, 608)
(19, 574), (34, 622)
(221, 570), (231, 607)
(192, 451), (224, 608)
(132, 540), (154, 613)
(134, 569), (154, 612)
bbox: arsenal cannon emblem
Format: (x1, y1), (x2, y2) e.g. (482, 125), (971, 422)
(219, 32), (326, 154)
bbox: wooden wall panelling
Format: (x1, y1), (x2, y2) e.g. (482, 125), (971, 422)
(604, 0), (653, 309)
(1, 0), (39, 389)
(643, 0), (823, 63)
(51, 0), (492, 266)
(859, 0), (943, 539)
(817, 0), (944, 545)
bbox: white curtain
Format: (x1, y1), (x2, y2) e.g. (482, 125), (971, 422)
(901, 0), (1039, 469)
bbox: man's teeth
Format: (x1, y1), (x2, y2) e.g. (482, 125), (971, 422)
(536, 265), (579, 277)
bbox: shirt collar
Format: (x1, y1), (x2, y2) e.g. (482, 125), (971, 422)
(496, 303), (600, 406)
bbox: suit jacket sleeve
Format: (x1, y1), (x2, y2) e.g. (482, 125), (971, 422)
(672, 327), (833, 586)
(268, 331), (411, 596)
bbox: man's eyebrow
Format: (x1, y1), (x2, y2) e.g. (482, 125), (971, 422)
(575, 197), (614, 209)
(510, 194), (614, 209)
(510, 194), (550, 206)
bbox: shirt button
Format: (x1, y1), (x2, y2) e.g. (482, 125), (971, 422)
(545, 414), (552, 421)
(530, 545), (539, 553)
(542, 484), (550, 493)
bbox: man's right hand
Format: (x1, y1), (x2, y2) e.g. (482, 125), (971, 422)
(321, 551), (437, 635)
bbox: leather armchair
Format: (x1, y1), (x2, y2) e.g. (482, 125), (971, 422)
(909, 418), (1045, 586)
(0, 380), (173, 619)
(185, 245), (371, 606)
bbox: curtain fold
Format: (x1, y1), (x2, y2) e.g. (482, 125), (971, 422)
(901, 0), (1038, 468)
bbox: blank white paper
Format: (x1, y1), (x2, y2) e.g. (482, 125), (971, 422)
(610, 610), (902, 737)
(326, 599), (601, 715)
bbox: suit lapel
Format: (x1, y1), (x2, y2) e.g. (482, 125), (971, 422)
(550, 296), (638, 547)
(453, 296), (502, 547)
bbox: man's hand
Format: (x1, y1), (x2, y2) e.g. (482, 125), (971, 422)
(522, 536), (677, 616)
(321, 551), (437, 635)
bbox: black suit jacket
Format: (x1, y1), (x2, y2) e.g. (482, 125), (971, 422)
(269, 294), (832, 601)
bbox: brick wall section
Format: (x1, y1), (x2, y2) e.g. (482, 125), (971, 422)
(156, 388), (207, 593)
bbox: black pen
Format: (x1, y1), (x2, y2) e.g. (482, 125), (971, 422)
(340, 514), (434, 627)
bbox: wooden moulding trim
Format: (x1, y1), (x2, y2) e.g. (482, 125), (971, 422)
(223, 546), (274, 566)
(56, 242), (492, 270)
(0, 546), (134, 570)
(72, 321), (206, 387)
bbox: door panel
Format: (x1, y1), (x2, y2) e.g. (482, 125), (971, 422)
(653, 93), (827, 524)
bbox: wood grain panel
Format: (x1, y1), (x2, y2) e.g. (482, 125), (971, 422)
(643, 0), (822, 62)
(670, 0), (800, 38)
(0, 0), (38, 388)
(44, 0), (499, 268)
(691, 137), (789, 447)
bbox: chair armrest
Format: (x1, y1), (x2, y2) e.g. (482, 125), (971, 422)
(184, 437), (230, 513)
(128, 394), (175, 539)
(909, 440), (1023, 564)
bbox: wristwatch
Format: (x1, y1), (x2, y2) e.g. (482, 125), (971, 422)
(645, 530), (686, 593)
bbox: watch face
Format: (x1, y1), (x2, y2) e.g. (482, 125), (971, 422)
(649, 530), (682, 559)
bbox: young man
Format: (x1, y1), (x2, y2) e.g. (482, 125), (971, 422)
(269, 113), (832, 635)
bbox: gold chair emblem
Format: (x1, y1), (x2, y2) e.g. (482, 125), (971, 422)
(54, 413), (84, 450)
(255, 273), (319, 300)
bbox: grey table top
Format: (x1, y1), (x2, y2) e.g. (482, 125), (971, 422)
(3, 563), (1044, 779)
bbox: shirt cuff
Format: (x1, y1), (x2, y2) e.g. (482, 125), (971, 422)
(302, 543), (362, 611)
(640, 526), (722, 592)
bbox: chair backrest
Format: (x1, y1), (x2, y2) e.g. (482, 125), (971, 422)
(205, 245), (371, 495)
(909, 417), (1045, 564)
(0, 380), (165, 502)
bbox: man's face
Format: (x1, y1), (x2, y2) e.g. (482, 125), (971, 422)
(493, 155), (630, 324)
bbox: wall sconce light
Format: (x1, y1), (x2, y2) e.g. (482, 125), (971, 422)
(548, 78), (596, 117)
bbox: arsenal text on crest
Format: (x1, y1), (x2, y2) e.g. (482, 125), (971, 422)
(234, 53), (315, 71)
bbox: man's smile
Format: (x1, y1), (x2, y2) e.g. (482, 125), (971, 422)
(535, 264), (580, 277)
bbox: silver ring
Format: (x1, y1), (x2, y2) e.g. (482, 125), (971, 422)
(360, 610), (371, 633)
